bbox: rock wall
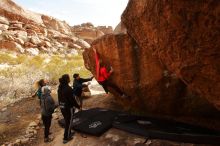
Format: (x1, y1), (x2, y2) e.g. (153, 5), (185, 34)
(121, 0), (220, 110)
(0, 0), (90, 55)
(83, 0), (220, 124)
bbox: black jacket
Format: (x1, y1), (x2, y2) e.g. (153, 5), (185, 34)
(73, 77), (92, 97)
(58, 84), (80, 109)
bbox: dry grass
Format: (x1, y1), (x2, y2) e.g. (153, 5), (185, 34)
(0, 52), (91, 104)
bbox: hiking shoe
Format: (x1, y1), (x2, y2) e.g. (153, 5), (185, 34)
(63, 137), (73, 144)
(44, 137), (53, 143)
(70, 132), (75, 138)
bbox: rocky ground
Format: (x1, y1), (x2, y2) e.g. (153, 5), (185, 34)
(0, 86), (214, 146)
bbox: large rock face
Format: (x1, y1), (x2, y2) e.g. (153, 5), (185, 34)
(83, 0), (220, 127)
(121, 0), (220, 110)
(0, 0), (91, 54)
(83, 34), (219, 117)
(84, 34), (180, 114)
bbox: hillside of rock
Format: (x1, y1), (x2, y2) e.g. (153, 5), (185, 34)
(72, 22), (113, 44)
(83, 0), (220, 126)
(0, 0), (95, 55)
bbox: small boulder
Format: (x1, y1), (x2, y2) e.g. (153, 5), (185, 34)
(16, 31), (28, 41)
(1, 107), (7, 112)
(0, 16), (9, 25)
(20, 138), (29, 144)
(26, 48), (39, 56)
(28, 121), (38, 127)
(14, 38), (25, 45)
(30, 35), (41, 45)
(15, 139), (21, 144)
(0, 24), (9, 31)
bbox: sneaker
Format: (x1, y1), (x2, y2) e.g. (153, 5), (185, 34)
(80, 133), (87, 138)
(63, 137), (73, 144)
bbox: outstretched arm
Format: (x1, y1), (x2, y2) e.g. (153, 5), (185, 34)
(80, 76), (94, 83)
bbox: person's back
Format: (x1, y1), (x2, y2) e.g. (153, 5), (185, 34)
(40, 86), (55, 143)
(41, 86), (55, 116)
(58, 74), (80, 144)
(58, 83), (76, 109)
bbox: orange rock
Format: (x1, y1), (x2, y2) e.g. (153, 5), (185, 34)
(121, 0), (220, 111)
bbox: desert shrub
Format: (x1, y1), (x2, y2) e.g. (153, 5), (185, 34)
(0, 53), (91, 103)
(0, 53), (17, 65)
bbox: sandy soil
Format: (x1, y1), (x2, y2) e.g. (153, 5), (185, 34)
(0, 82), (215, 146)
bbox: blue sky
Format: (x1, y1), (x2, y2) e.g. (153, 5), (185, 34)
(13, 0), (128, 28)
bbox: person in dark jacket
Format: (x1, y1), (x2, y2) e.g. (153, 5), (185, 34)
(58, 74), (80, 144)
(41, 85), (56, 143)
(73, 73), (93, 108)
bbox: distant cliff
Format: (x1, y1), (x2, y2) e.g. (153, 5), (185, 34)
(0, 0), (112, 55)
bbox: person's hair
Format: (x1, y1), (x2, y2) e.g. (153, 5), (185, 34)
(59, 74), (70, 85)
(37, 79), (45, 88)
(73, 73), (79, 79)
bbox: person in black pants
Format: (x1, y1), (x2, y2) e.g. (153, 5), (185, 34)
(58, 74), (80, 144)
(73, 73), (93, 108)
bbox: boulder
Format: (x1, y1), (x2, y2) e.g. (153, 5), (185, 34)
(1, 107), (7, 112)
(55, 41), (63, 48)
(121, 0), (220, 110)
(10, 21), (23, 29)
(15, 43), (25, 53)
(41, 15), (72, 35)
(0, 24), (9, 31)
(73, 43), (82, 49)
(114, 22), (127, 34)
(14, 37), (24, 45)
(3, 34), (14, 41)
(0, 40), (23, 52)
(24, 42), (37, 48)
(15, 30), (28, 41)
(76, 39), (90, 49)
(83, 34), (188, 115)
(30, 35), (41, 45)
(38, 41), (52, 48)
(45, 41), (52, 48)
(20, 138), (29, 145)
(26, 48), (39, 56)
(0, 16), (9, 25)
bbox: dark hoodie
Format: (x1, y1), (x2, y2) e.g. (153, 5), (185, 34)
(58, 83), (80, 109)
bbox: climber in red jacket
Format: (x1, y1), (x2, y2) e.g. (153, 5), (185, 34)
(93, 48), (128, 98)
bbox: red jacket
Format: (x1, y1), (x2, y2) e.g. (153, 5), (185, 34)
(98, 67), (111, 82)
(94, 50), (111, 82)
